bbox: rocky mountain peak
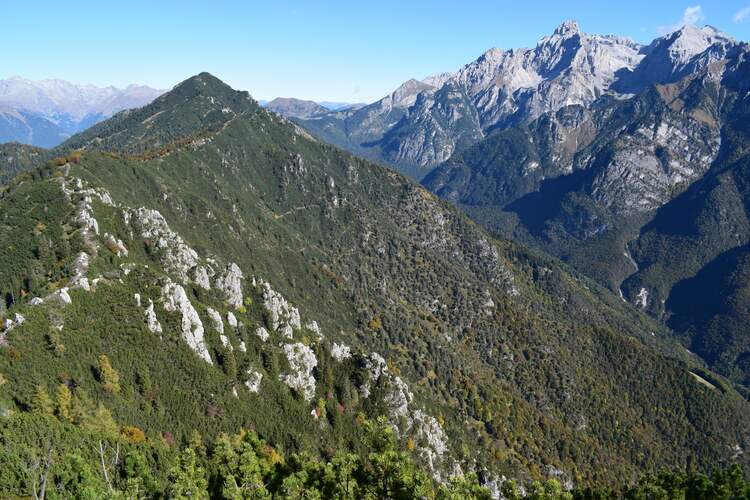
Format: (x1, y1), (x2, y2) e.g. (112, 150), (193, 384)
(294, 21), (748, 177)
(664, 24), (737, 63)
(553, 20), (580, 37)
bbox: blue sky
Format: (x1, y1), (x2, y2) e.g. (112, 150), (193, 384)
(4, 1), (750, 103)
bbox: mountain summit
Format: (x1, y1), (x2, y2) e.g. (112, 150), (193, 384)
(294, 22), (738, 179)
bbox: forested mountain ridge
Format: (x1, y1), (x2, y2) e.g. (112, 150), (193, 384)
(0, 73), (749, 497)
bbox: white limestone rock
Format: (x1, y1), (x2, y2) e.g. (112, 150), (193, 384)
(636, 287), (649, 309)
(305, 321), (322, 338)
(359, 353), (388, 399)
(205, 307), (224, 334)
(57, 287), (72, 305)
(69, 252), (90, 290)
(280, 324), (294, 339)
(220, 335), (232, 350)
(358, 351), (452, 477)
(214, 263), (243, 308)
(255, 327), (269, 341)
(331, 343), (351, 361)
(194, 265), (212, 290)
(245, 370), (263, 393)
(260, 280), (301, 331)
(227, 312), (238, 328)
(279, 342), (317, 401)
(162, 280), (211, 363)
(29, 297), (43, 306)
(120, 263), (136, 275)
(105, 234), (128, 257)
(130, 208), (199, 283)
(144, 299), (163, 333)
(75, 196), (99, 236)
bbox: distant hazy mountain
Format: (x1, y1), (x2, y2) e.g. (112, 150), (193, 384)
(0, 76), (165, 147)
(265, 97), (330, 118)
(295, 22), (740, 180)
(264, 98), (366, 118)
(318, 100), (366, 111)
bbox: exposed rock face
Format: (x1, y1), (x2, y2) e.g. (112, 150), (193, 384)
(227, 312), (238, 328)
(194, 265), (212, 290)
(75, 194), (99, 236)
(206, 307), (224, 333)
(214, 263), (243, 308)
(279, 342), (317, 401)
(0, 76), (164, 140)
(359, 352), (452, 477)
(162, 279), (212, 364)
(260, 280), (301, 331)
(130, 207), (199, 283)
(69, 252), (90, 290)
(245, 370), (263, 393)
(331, 342), (351, 361)
(144, 299), (163, 333)
(589, 113), (721, 216)
(255, 327), (269, 341)
(265, 97), (329, 119)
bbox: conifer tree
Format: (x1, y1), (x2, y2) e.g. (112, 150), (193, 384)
(98, 355), (120, 393)
(56, 384), (73, 423)
(168, 448), (209, 499)
(31, 385), (55, 415)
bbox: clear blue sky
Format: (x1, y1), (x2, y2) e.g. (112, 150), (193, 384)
(4, 1), (750, 103)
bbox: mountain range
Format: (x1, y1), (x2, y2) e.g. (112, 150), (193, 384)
(2, 19), (750, 497)
(0, 71), (749, 496)
(293, 21), (739, 179)
(0, 77), (164, 147)
(280, 22), (750, 392)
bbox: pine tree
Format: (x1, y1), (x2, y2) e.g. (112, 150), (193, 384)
(189, 429), (207, 457)
(86, 403), (119, 437)
(98, 355), (120, 393)
(56, 384), (73, 423)
(31, 386), (55, 415)
(168, 448), (209, 499)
